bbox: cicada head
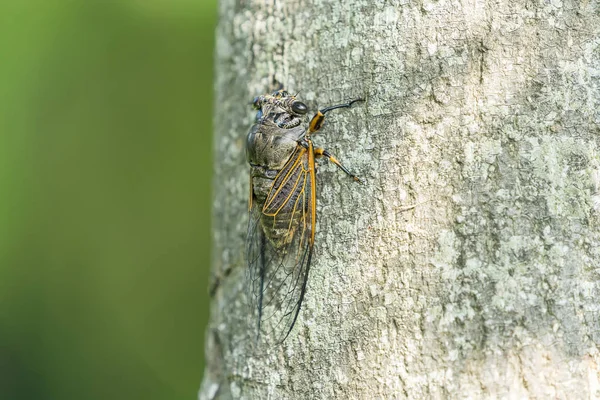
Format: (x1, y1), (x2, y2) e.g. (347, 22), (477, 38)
(251, 90), (308, 125)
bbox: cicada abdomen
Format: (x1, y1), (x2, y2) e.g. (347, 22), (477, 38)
(245, 89), (363, 344)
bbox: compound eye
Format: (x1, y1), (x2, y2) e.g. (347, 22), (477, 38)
(252, 97), (261, 109)
(291, 101), (308, 115)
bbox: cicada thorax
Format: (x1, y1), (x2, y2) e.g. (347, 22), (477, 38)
(246, 120), (304, 170)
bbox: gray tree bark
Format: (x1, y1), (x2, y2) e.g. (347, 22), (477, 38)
(201, 0), (600, 398)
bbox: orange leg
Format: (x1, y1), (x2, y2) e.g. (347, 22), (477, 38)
(308, 98), (364, 133)
(314, 147), (361, 183)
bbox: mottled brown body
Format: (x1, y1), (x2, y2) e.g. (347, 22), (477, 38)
(247, 116), (307, 250)
(245, 89), (362, 343)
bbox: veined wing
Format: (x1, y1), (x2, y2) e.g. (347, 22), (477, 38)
(246, 145), (314, 344)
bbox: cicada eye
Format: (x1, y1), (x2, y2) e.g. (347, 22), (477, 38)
(252, 97), (261, 109)
(291, 101), (308, 115)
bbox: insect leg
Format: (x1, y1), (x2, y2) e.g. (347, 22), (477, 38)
(314, 147), (362, 183)
(308, 98), (364, 133)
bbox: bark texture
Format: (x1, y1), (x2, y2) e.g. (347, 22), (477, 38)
(201, 0), (600, 398)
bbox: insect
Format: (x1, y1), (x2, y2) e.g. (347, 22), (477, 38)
(245, 89), (363, 343)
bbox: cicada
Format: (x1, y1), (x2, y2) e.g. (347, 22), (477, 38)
(246, 89), (363, 343)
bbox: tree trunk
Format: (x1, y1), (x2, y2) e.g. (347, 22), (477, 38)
(201, 0), (600, 398)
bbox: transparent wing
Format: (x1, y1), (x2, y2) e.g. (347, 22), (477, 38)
(246, 146), (314, 344)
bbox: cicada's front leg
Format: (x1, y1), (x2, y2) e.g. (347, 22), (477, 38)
(314, 147), (362, 183)
(308, 98), (364, 134)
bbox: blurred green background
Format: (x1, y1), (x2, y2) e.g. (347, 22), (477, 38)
(0, 1), (215, 398)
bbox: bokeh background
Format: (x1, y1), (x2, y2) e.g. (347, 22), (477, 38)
(0, 1), (215, 398)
